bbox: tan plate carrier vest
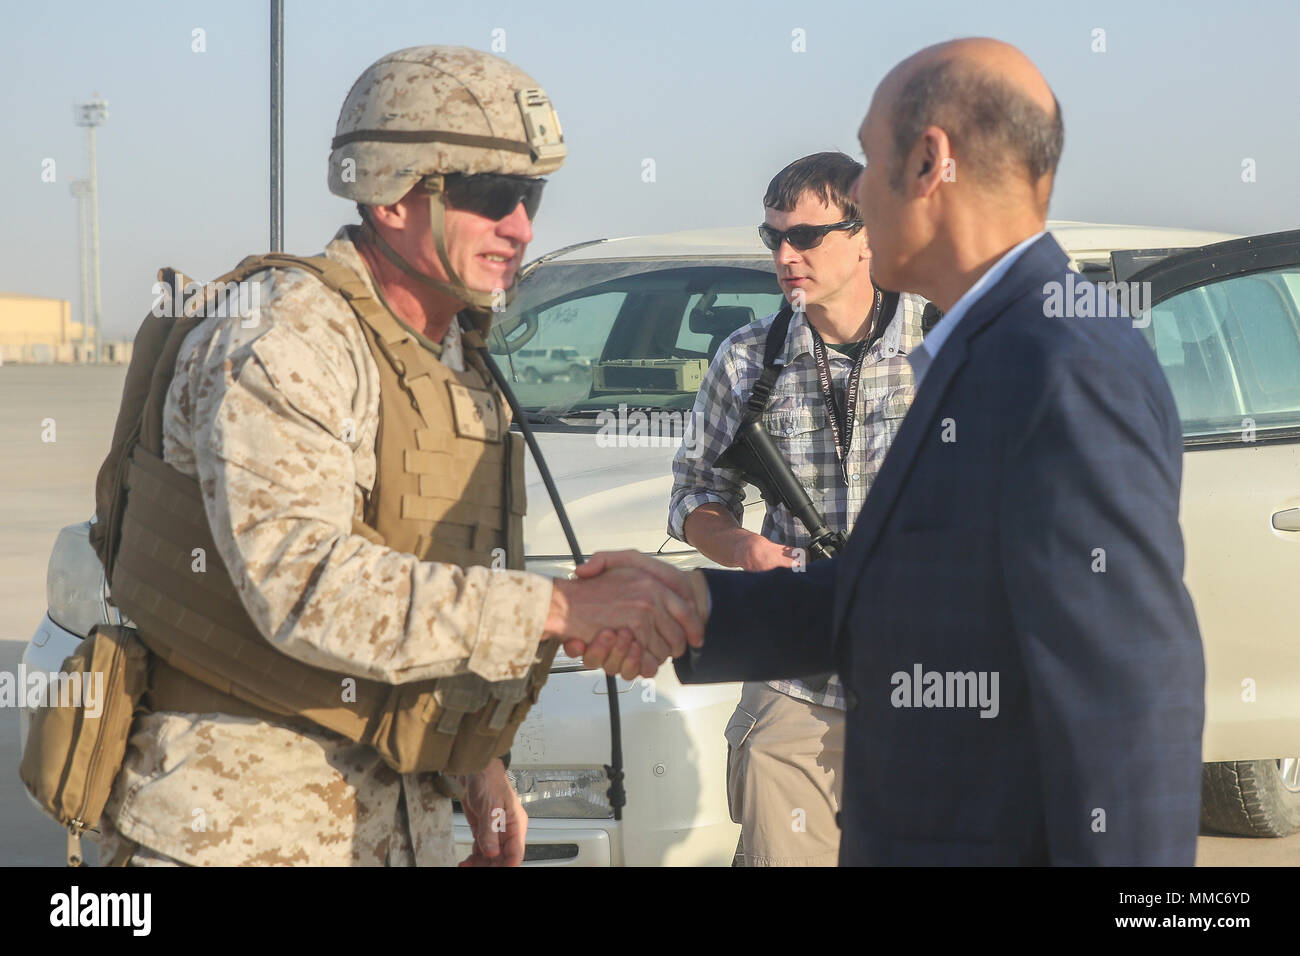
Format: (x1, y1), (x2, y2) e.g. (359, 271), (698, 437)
(90, 251), (556, 775)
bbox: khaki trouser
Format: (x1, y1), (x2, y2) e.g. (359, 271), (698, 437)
(725, 681), (844, 867)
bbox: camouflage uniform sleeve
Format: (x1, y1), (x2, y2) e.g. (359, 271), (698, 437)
(188, 267), (552, 684)
(667, 335), (750, 542)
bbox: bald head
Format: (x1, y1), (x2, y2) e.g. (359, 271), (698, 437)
(879, 38), (1062, 202)
(852, 39), (1064, 305)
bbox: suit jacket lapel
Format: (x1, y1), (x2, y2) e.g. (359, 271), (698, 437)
(829, 234), (1071, 638)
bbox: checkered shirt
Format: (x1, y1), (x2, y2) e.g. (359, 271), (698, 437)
(668, 292), (927, 709)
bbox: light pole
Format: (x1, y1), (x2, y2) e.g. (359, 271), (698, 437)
(74, 98), (108, 363)
(270, 0), (283, 252)
(69, 179), (91, 362)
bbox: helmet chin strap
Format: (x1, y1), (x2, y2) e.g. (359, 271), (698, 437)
(359, 175), (516, 319)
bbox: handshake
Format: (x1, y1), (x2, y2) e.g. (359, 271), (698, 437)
(542, 550), (711, 679)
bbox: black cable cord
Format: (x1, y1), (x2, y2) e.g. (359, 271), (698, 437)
(479, 348), (626, 821)
(487, 323), (520, 382)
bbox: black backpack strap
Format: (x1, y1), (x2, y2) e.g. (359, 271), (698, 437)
(743, 304), (794, 420)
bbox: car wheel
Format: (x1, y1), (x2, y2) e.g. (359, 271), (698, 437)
(1201, 758), (1300, 837)
(567, 363), (588, 380)
(520, 366), (541, 383)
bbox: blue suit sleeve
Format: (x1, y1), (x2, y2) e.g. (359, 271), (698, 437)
(673, 558), (839, 683)
(999, 353), (1205, 865)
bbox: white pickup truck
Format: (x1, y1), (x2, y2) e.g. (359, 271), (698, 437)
(510, 346), (591, 383)
(23, 221), (1300, 863)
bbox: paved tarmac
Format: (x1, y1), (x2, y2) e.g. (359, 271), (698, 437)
(0, 364), (1295, 866)
(0, 366), (124, 643)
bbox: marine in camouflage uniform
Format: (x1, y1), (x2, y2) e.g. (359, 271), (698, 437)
(103, 229), (548, 866)
(96, 46), (698, 867)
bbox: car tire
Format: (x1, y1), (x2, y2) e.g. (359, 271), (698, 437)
(1201, 759), (1300, 837)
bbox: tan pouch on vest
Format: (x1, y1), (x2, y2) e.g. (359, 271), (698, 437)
(19, 624), (150, 866)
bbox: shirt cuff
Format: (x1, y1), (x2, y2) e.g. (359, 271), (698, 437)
(669, 490), (739, 542)
(466, 570), (553, 681)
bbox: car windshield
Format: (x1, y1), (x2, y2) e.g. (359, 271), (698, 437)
(486, 258), (784, 419)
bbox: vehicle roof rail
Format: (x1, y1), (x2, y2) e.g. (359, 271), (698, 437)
(519, 238), (610, 280)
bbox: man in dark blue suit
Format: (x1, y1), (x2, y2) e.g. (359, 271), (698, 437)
(567, 37), (1205, 865)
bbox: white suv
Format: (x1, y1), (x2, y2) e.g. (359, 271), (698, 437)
(23, 221), (1300, 864)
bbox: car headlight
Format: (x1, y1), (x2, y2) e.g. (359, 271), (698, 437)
(46, 521), (113, 638)
(507, 767), (614, 819)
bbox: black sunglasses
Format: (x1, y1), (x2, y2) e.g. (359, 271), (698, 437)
(758, 218), (862, 252)
(438, 173), (547, 221)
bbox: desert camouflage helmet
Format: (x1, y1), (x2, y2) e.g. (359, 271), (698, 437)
(329, 45), (565, 203)
(328, 45), (566, 310)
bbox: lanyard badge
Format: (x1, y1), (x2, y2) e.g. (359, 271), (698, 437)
(807, 289), (884, 476)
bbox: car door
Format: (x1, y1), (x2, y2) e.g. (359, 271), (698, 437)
(1122, 229), (1300, 766)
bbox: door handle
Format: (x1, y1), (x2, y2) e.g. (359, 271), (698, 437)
(1273, 508), (1300, 532)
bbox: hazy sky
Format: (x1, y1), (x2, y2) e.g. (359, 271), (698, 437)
(3, 0), (1297, 338)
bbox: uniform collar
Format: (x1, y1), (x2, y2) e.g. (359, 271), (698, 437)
(325, 225), (464, 364)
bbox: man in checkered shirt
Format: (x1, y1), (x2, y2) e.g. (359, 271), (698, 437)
(667, 152), (929, 866)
